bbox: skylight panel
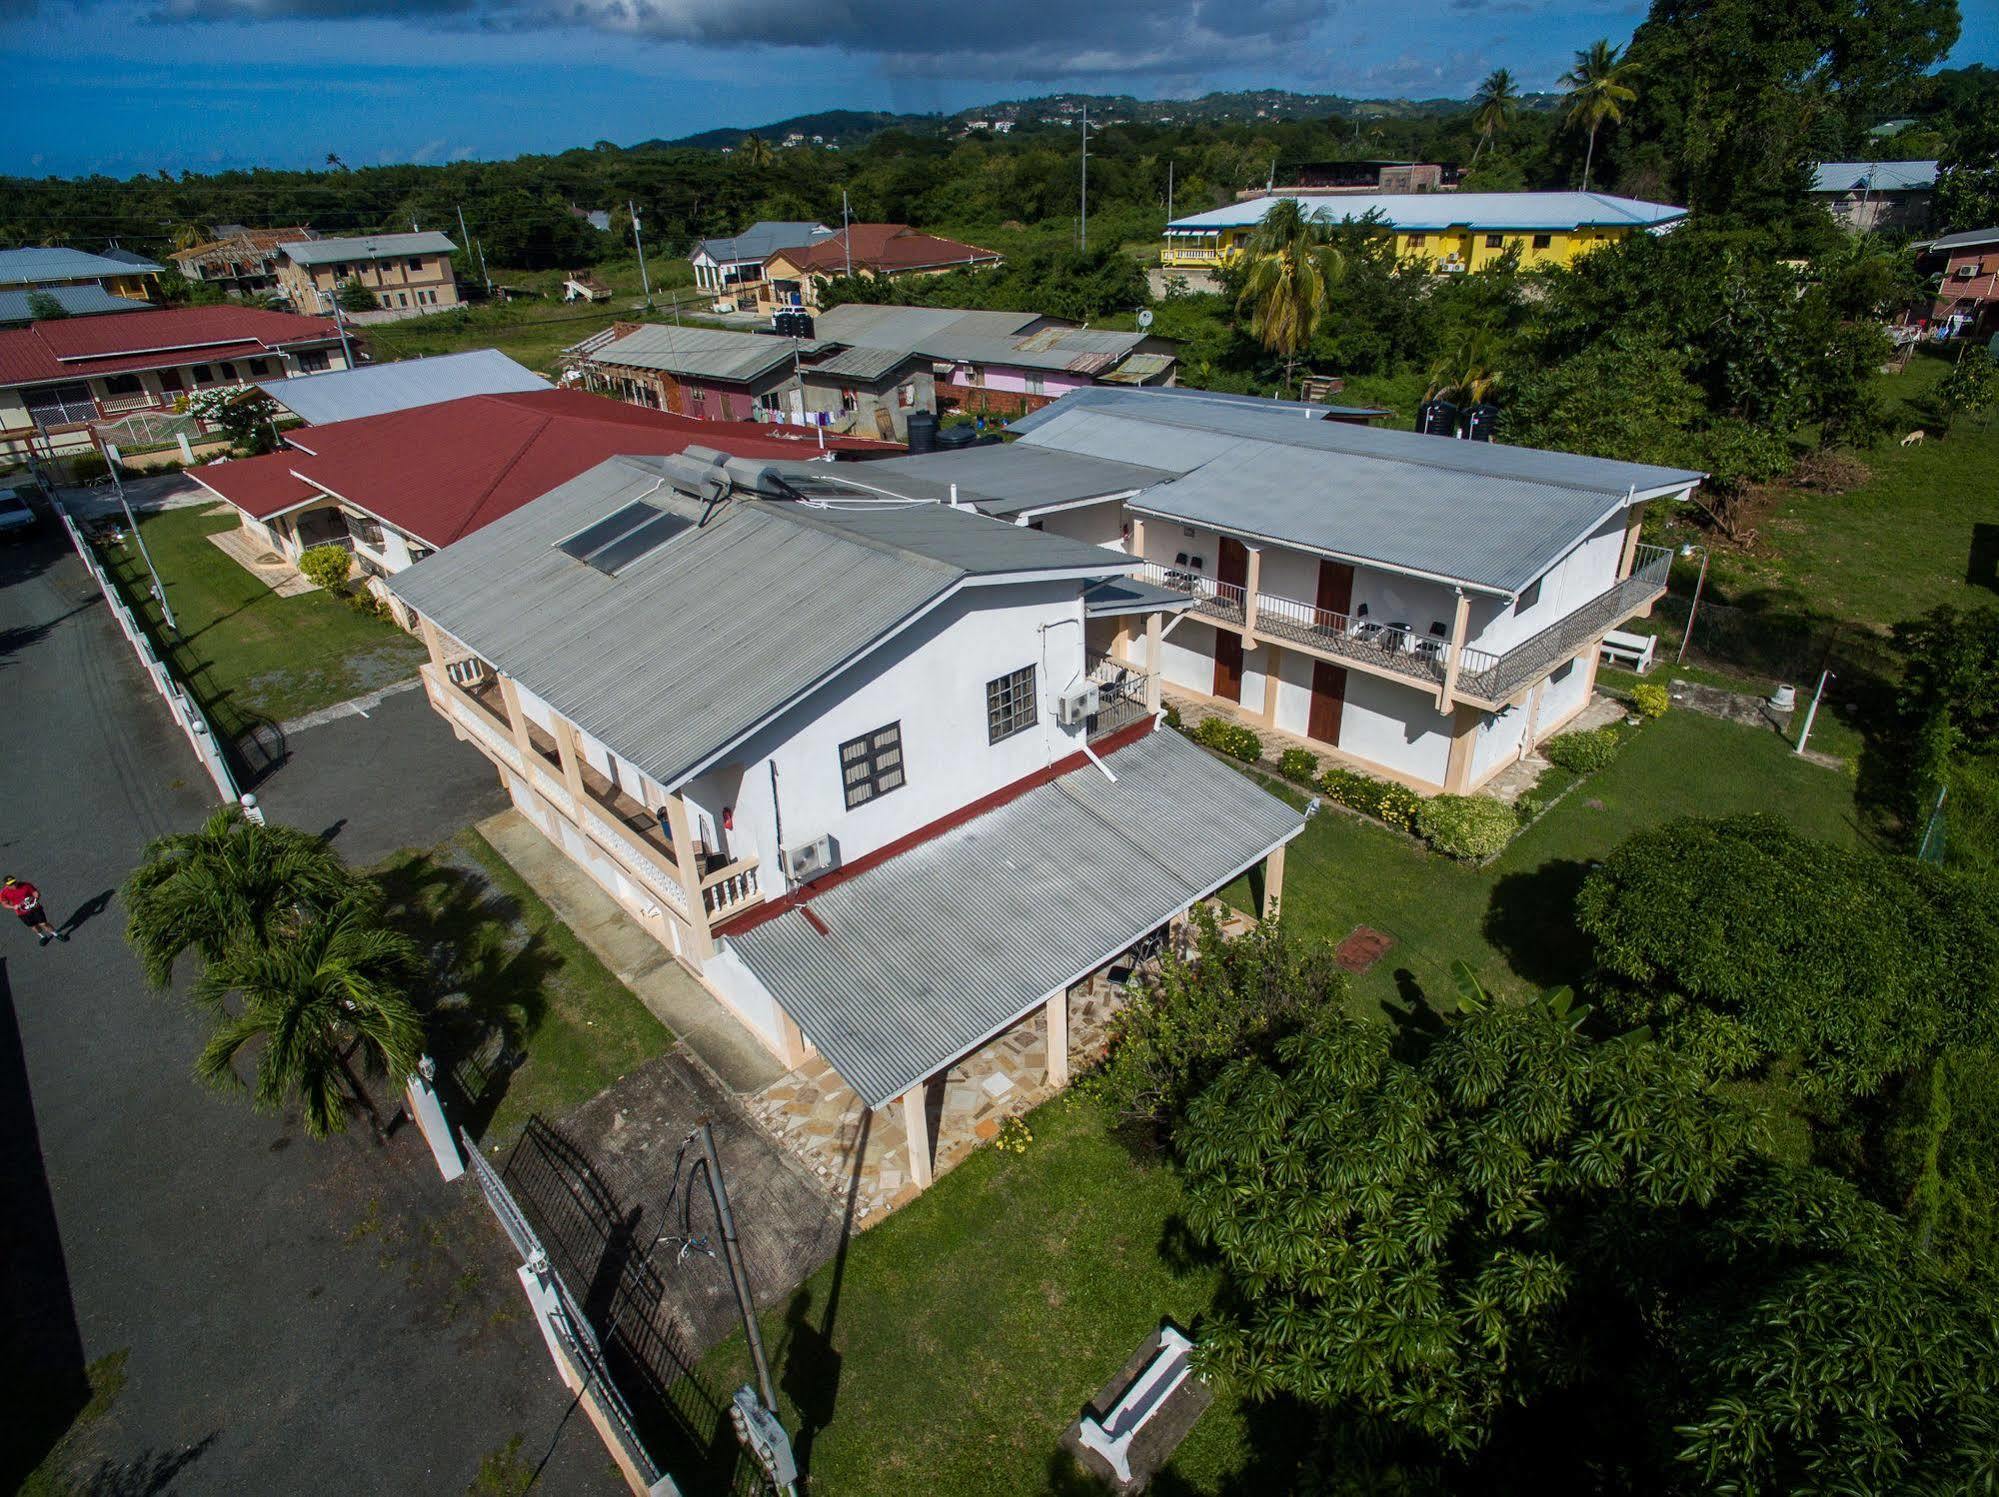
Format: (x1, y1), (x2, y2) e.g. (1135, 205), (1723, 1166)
(556, 500), (657, 562)
(587, 511), (692, 574)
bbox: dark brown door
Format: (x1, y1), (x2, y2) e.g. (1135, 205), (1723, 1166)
(1308, 660), (1347, 744)
(1317, 558), (1355, 620)
(1214, 628), (1244, 703)
(1218, 536), (1250, 590)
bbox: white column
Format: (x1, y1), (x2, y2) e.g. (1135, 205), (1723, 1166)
(1046, 990), (1070, 1088)
(901, 1086), (933, 1190)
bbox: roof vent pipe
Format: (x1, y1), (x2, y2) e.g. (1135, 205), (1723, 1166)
(949, 483), (960, 508)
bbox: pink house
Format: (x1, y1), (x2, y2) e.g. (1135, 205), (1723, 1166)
(1926, 226), (1999, 338)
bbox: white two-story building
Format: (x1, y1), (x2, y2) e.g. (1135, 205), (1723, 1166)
(389, 453), (1303, 1190)
(801, 388), (1701, 794)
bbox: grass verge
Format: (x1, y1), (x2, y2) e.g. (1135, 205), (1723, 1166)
(93, 503), (424, 733)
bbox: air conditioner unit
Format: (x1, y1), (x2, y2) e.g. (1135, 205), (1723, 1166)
(1056, 683), (1101, 726)
(781, 834), (836, 884)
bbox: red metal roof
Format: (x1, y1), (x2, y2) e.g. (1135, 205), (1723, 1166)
(198, 388), (896, 544)
(775, 224), (1002, 276)
(0, 305), (342, 388)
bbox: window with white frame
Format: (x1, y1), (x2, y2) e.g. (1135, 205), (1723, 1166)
(840, 722), (905, 809)
(986, 665), (1038, 744)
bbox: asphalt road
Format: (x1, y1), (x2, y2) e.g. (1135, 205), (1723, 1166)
(0, 516), (611, 1493)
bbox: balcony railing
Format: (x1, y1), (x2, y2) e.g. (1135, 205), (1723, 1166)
(701, 859), (762, 919)
(1134, 545), (1673, 706)
(1455, 544), (1673, 705)
(1084, 650), (1154, 739)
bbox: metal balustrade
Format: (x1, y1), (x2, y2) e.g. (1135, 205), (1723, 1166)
(1454, 543), (1673, 705)
(1084, 650), (1155, 739)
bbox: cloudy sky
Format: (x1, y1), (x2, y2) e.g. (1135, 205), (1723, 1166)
(3, 0), (1992, 177)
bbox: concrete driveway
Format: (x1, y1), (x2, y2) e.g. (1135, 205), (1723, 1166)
(0, 519), (611, 1492)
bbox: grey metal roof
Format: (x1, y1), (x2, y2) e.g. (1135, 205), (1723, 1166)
(1811, 160), (1937, 193)
(589, 324), (810, 383)
(813, 305), (1039, 348)
(801, 344), (916, 382)
(808, 444), (1173, 518)
(692, 221), (834, 266)
(258, 350), (548, 424)
(282, 232), (456, 266)
(388, 456), (1129, 789)
(726, 727), (1305, 1107)
(1083, 576), (1195, 617)
(1165, 190), (1687, 233)
(1929, 226), (1999, 251)
(810, 304), (1152, 374)
(1012, 382), (1385, 421)
(0, 285), (142, 324)
(1009, 387), (1703, 596)
(0, 246), (164, 285)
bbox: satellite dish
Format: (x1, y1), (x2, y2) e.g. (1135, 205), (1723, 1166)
(1136, 309), (1154, 330)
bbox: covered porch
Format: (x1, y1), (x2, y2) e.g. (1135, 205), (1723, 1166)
(721, 724), (1303, 1217)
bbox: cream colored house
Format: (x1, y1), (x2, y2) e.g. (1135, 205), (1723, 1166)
(277, 232), (460, 315)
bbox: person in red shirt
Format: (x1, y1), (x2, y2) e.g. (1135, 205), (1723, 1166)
(2, 876), (64, 946)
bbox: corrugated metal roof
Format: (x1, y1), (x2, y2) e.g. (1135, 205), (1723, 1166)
(692, 222), (834, 265)
(1098, 352), (1176, 384)
(0, 246), (164, 285)
(259, 350), (549, 424)
(282, 231), (457, 266)
(1165, 190), (1687, 233)
(388, 457), (1130, 788)
(813, 304), (1040, 348)
(1929, 226), (1999, 251)
(726, 728), (1304, 1107)
(1083, 576), (1195, 616)
(806, 444), (1172, 518)
(0, 285), (142, 324)
(590, 324), (812, 383)
(810, 305), (1153, 375)
(801, 344), (915, 382)
(1009, 388), (1703, 597)
(1811, 160), (1938, 193)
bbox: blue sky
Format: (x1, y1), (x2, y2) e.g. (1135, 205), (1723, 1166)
(3, 0), (1993, 178)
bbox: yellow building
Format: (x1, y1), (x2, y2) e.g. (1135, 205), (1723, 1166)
(1161, 191), (1686, 274)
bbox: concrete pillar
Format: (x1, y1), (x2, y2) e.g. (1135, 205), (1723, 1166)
(662, 793), (716, 961)
(496, 674), (535, 761)
(1438, 589), (1472, 714)
(1242, 544), (1262, 645)
(1262, 842), (1287, 922)
(1129, 515), (1146, 560)
(901, 1086), (933, 1190)
(777, 1009), (808, 1070)
(551, 715), (589, 807)
(1618, 505), (1644, 577)
(1443, 703), (1481, 793)
(1144, 612), (1163, 712)
(417, 614), (446, 669)
(1045, 990), (1070, 1089)
(1254, 642), (1282, 727)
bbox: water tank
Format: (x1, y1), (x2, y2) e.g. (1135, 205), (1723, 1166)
(935, 422), (978, 450)
(1465, 403), (1499, 442)
(793, 313), (815, 340)
(1418, 399), (1459, 437)
(905, 411), (938, 454)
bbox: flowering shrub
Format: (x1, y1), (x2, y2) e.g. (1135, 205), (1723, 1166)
(1189, 715), (1264, 763)
(1415, 794), (1519, 861)
(298, 544), (352, 590)
(1277, 747), (1320, 782)
(994, 1116), (1034, 1154)
(1317, 765), (1422, 833)
(1631, 683), (1670, 719)
(1545, 725), (1621, 774)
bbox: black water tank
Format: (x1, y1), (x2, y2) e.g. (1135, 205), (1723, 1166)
(1465, 402), (1499, 442)
(905, 411), (938, 454)
(1418, 399), (1459, 437)
(935, 422), (978, 450)
(793, 313), (815, 340)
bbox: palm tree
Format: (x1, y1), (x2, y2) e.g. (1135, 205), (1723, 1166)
(123, 806), (359, 989)
(1235, 198), (1346, 393)
(193, 896), (425, 1141)
(1561, 40), (1641, 192)
(1469, 69), (1521, 170)
(739, 134), (775, 170)
(168, 220), (210, 253)
(1425, 327), (1505, 405)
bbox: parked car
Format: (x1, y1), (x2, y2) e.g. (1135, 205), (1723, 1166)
(0, 486), (38, 541)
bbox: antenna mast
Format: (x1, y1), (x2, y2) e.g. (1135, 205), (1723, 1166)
(1079, 105), (1090, 253)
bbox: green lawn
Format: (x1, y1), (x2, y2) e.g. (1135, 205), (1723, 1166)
(379, 830), (671, 1146)
(96, 504), (424, 735)
(673, 707), (1857, 1495)
(1693, 349), (1999, 635)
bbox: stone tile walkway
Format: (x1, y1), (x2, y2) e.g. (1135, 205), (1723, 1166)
(205, 521), (318, 597)
(1479, 692), (1630, 805)
(746, 901), (1256, 1227)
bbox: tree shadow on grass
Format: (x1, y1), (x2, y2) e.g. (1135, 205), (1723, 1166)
(376, 855), (556, 1143)
(1481, 859), (1597, 992)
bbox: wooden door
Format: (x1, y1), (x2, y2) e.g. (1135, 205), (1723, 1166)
(1213, 628), (1244, 703)
(1308, 660), (1347, 744)
(1317, 558), (1355, 620)
(1218, 536), (1249, 591)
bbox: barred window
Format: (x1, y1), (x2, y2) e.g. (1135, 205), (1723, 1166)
(986, 665), (1038, 745)
(841, 722), (905, 810)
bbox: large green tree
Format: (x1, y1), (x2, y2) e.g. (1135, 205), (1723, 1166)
(1234, 197), (1346, 388)
(1560, 40), (1642, 191)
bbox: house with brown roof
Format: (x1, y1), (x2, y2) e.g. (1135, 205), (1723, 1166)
(759, 225), (1003, 314)
(191, 388), (894, 620)
(0, 304), (346, 462)
(170, 227), (317, 297)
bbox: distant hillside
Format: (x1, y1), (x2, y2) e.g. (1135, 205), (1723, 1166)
(646, 88), (1501, 154)
(646, 110), (943, 151)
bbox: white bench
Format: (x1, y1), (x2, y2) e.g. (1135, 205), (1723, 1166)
(1599, 629), (1657, 674)
(1077, 1326), (1196, 1484)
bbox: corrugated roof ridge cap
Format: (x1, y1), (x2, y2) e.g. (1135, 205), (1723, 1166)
(749, 497), (967, 580)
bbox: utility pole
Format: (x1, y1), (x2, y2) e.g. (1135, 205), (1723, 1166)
(843, 189), (853, 279)
(1795, 669), (1834, 755)
(475, 239), (490, 295)
(454, 203), (471, 265)
(1079, 106), (1090, 254)
(110, 458), (175, 633)
(1676, 545), (1709, 666)
(328, 295), (355, 370)
(1166, 158), (1174, 224)
(629, 199), (653, 310)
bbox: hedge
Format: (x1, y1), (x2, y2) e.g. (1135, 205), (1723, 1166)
(1631, 683), (1670, 719)
(1317, 765), (1422, 833)
(298, 543), (353, 590)
(1414, 794), (1519, 861)
(1545, 725), (1621, 774)
(1277, 747), (1320, 782)
(1189, 716), (1263, 764)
